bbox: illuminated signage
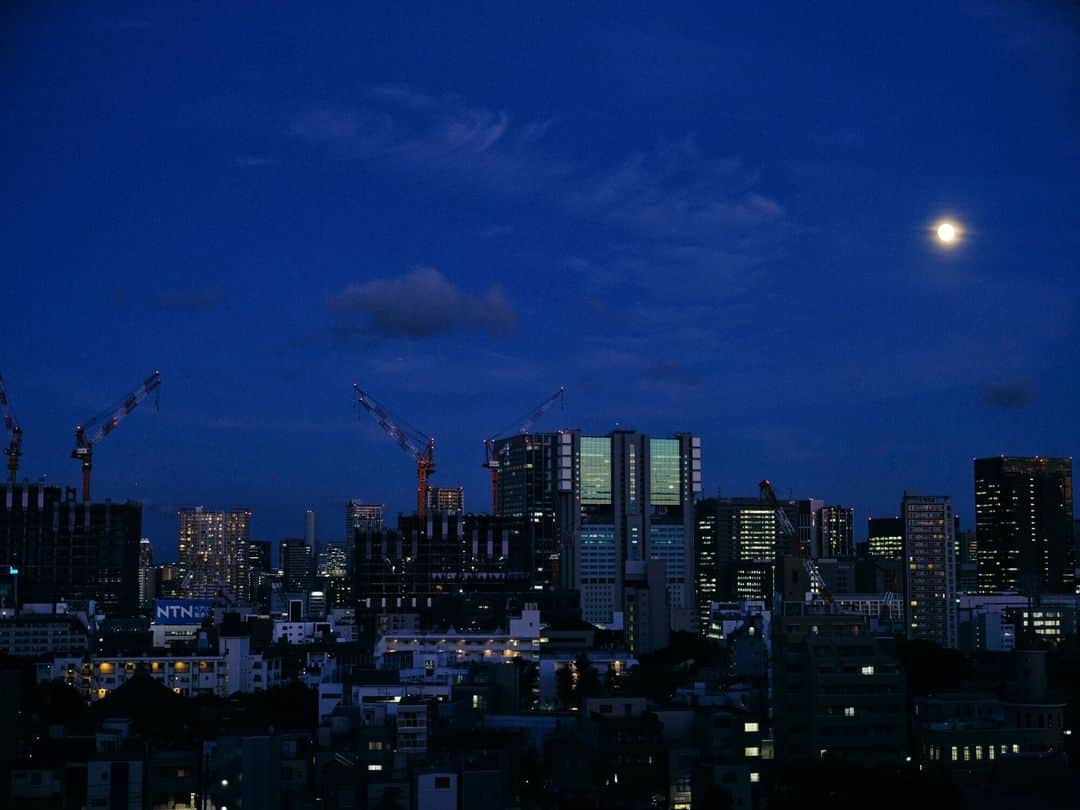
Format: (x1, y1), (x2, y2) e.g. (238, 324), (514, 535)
(153, 599), (213, 625)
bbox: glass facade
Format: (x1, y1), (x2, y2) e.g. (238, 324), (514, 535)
(580, 525), (616, 623)
(649, 438), (681, 506)
(579, 436), (612, 505)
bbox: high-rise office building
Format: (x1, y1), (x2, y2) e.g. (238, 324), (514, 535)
(280, 539), (314, 593)
(137, 538), (156, 610)
(0, 485), (142, 614)
(695, 497), (797, 605)
(819, 505), (855, 558)
(496, 430), (702, 630)
(346, 501), (384, 540)
(316, 540), (352, 607)
(177, 507), (251, 598)
(304, 508), (317, 548)
(426, 486), (464, 515)
(562, 431), (701, 629)
(903, 493), (957, 648)
(975, 456), (1074, 595)
(867, 517), (903, 559)
(237, 539), (271, 605)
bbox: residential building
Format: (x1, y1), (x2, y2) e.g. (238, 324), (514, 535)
(903, 493), (958, 648)
(238, 539), (271, 605)
(975, 456), (1074, 595)
(177, 507), (250, 598)
(773, 612), (906, 763)
(137, 538), (155, 610)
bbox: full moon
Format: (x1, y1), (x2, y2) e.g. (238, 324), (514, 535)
(936, 221), (958, 244)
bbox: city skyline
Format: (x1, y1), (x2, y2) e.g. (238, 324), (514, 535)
(2, 3), (1077, 552)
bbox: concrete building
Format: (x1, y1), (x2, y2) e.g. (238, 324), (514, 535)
(975, 456), (1074, 595)
(0, 485), (142, 614)
(773, 612), (906, 763)
(177, 506), (251, 598)
(903, 493), (958, 648)
(238, 539), (271, 605)
(623, 559), (670, 655)
(0, 612), (89, 657)
(36, 635), (282, 701)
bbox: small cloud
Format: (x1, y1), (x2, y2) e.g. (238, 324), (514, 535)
(151, 288), (224, 311)
(979, 379), (1036, 410)
(329, 267), (516, 340)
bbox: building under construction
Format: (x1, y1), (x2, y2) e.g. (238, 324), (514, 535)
(0, 484), (142, 614)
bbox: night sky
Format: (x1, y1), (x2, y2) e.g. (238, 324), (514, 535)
(2, 3), (1077, 561)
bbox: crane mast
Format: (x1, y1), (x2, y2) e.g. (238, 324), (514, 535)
(72, 371), (162, 502)
(482, 386), (565, 515)
(759, 479), (830, 602)
(353, 384), (436, 521)
(0, 373), (23, 487)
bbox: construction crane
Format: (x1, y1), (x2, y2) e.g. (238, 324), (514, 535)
(758, 479), (831, 603)
(482, 386), (566, 515)
(353, 384), (436, 521)
(0, 373), (23, 487)
(72, 371), (162, 502)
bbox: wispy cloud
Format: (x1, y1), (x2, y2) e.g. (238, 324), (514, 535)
(329, 267), (516, 340)
(290, 88), (567, 195)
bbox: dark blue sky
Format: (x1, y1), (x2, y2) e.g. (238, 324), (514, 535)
(2, 2), (1077, 560)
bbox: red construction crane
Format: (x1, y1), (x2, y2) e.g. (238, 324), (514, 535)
(0, 373), (23, 486)
(353, 384), (435, 521)
(72, 371), (162, 502)
(482, 386), (565, 515)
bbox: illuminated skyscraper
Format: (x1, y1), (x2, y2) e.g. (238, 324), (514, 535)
(819, 505), (855, 558)
(902, 493), (957, 648)
(176, 507), (251, 598)
(975, 456), (1074, 595)
(346, 501), (383, 540)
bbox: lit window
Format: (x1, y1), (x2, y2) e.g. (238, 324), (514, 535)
(744, 747), (760, 758)
(368, 741), (383, 751)
(844, 707), (855, 717)
(1012, 744), (1020, 753)
(750, 772), (760, 783)
(744, 722), (759, 733)
(963, 746), (971, 761)
(951, 747), (958, 761)
(368, 764), (382, 772)
(975, 746), (982, 760)
(860, 665), (874, 676)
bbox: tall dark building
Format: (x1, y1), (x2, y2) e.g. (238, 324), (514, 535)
(280, 539), (314, 593)
(903, 493), (957, 648)
(238, 539), (271, 604)
(0, 485), (141, 614)
(177, 507), (251, 598)
(819, 505), (855, 558)
(694, 499), (720, 632)
(975, 456), (1074, 595)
